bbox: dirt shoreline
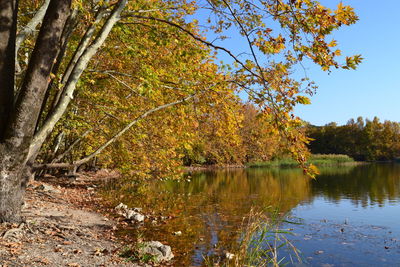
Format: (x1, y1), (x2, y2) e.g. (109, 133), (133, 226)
(0, 170), (141, 267)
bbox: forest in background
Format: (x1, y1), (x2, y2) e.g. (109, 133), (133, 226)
(307, 117), (400, 161)
(181, 114), (400, 167)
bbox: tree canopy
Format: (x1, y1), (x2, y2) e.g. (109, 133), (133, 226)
(0, 0), (360, 222)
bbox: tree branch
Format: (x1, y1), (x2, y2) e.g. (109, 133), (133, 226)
(33, 92), (200, 170)
(15, 0), (50, 73)
(126, 15), (262, 80)
(28, 0), (128, 162)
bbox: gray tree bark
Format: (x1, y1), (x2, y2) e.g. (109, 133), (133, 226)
(0, 0), (18, 140)
(0, 0), (71, 222)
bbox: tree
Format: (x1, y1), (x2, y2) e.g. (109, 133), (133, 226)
(0, 0), (360, 222)
(240, 103), (280, 162)
(0, 0), (128, 222)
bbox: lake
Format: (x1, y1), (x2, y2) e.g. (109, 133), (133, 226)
(109, 163), (400, 266)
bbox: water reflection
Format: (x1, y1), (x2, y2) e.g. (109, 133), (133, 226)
(311, 164), (400, 207)
(103, 164), (400, 266)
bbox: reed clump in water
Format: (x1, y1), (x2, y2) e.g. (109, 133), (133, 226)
(205, 208), (301, 267)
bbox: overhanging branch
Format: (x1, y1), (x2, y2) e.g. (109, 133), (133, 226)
(33, 91), (201, 170)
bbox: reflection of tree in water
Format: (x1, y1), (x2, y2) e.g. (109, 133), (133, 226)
(311, 164), (400, 207)
(103, 168), (312, 265)
(102, 164), (400, 265)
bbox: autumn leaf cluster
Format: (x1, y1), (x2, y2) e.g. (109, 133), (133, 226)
(15, 0), (362, 179)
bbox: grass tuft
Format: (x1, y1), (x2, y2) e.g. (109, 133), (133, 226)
(205, 208), (301, 266)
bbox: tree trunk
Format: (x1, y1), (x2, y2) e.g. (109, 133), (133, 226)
(7, 0), (71, 142)
(0, 144), (30, 222)
(0, 0), (71, 222)
(0, 0), (18, 140)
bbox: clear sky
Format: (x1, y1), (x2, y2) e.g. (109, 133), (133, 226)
(199, 0), (400, 126)
(294, 0), (400, 126)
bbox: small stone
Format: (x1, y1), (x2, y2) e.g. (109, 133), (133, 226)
(115, 203), (128, 210)
(36, 184), (61, 194)
(115, 203), (144, 222)
(132, 213), (145, 222)
(173, 231), (182, 236)
(224, 252), (234, 260)
(125, 210), (144, 222)
(139, 241), (174, 262)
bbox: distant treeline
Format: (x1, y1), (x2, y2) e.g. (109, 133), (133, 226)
(307, 117), (400, 161)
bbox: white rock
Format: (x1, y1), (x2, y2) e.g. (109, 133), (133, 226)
(140, 241), (174, 262)
(115, 203), (144, 222)
(124, 209), (145, 222)
(131, 212), (145, 222)
(115, 203), (128, 210)
(225, 252), (235, 260)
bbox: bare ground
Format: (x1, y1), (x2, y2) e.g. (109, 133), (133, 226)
(0, 170), (140, 267)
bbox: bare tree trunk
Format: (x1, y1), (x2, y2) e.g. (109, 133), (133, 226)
(0, 0), (71, 222)
(7, 0), (71, 142)
(0, 144), (27, 222)
(0, 0), (18, 141)
(35, 8), (78, 133)
(0, 0), (20, 223)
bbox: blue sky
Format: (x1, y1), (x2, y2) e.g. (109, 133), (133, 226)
(198, 0), (400, 126)
(294, 0), (400, 126)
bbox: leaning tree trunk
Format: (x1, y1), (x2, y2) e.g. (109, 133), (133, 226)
(0, 0), (71, 222)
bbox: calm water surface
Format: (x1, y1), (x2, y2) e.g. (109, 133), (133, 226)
(111, 164), (400, 266)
